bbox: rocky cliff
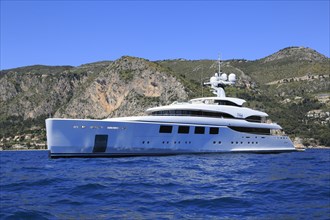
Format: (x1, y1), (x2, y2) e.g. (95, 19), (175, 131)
(0, 57), (188, 121)
(54, 56), (187, 119)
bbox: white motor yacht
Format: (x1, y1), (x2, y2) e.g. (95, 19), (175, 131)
(46, 62), (296, 158)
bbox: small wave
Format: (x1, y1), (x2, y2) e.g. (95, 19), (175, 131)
(68, 183), (108, 195)
(175, 196), (252, 209)
(52, 199), (83, 206)
(2, 209), (54, 220)
(245, 189), (278, 195)
(0, 177), (64, 191)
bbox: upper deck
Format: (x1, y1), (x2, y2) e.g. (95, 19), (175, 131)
(146, 98), (268, 123)
(189, 97), (246, 107)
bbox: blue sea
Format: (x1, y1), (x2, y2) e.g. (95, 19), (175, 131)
(0, 149), (329, 219)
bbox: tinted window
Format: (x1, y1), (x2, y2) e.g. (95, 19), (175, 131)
(215, 100), (241, 107)
(178, 126), (190, 134)
(151, 110), (234, 119)
(229, 126), (270, 135)
(159, 125), (172, 133)
(194, 126), (205, 134)
(245, 116), (262, 123)
(209, 127), (219, 134)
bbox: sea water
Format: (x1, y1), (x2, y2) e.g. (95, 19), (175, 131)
(0, 149), (329, 219)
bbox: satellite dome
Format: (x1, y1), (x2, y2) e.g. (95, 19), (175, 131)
(229, 73), (236, 82)
(220, 73), (227, 81)
(210, 76), (218, 87)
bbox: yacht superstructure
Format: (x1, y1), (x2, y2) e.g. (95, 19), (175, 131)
(46, 60), (296, 158)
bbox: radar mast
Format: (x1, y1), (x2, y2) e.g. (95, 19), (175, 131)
(218, 53), (221, 75)
(204, 55), (237, 98)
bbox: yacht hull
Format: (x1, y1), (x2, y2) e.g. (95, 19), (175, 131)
(46, 118), (297, 158)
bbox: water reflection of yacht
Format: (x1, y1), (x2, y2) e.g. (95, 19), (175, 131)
(46, 61), (296, 158)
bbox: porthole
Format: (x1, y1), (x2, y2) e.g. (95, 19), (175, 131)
(231, 141), (234, 144)
(218, 141), (221, 144)
(213, 141), (216, 144)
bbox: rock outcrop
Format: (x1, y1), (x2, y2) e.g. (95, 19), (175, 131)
(0, 56), (188, 121)
(54, 56), (188, 118)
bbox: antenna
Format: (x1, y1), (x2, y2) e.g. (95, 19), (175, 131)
(165, 87), (168, 104)
(218, 53), (221, 74)
(201, 66), (204, 97)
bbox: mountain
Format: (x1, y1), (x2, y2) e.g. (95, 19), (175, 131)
(262, 46), (328, 63)
(0, 47), (329, 149)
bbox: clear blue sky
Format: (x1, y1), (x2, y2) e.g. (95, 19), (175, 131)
(1, 1), (329, 70)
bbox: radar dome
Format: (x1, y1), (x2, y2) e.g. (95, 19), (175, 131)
(210, 76), (218, 86)
(228, 73), (236, 82)
(220, 73), (227, 81)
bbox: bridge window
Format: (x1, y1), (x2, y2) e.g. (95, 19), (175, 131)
(214, 100), (241, 107)
(245, 116), (265, 123)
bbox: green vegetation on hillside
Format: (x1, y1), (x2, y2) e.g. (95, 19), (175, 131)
(119, 70), (134, 82)
(231, 59), (329, 84)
